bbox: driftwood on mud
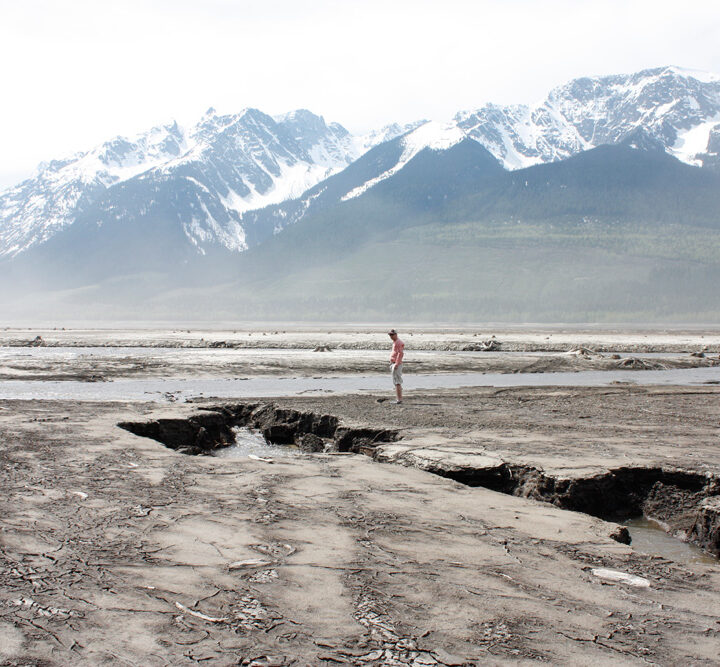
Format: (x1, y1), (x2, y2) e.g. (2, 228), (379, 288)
(462, 337), (501, 352)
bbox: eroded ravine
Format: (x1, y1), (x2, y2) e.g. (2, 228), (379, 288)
(119, 402), (720, 558)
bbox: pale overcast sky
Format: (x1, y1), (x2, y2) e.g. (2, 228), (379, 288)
(1, 0), (719, 189)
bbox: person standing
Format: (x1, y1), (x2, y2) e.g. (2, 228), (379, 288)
(388, 329), (404, 404)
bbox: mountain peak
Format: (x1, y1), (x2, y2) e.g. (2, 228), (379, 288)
(340, 121), (465, 201)
(659, 65), (720, 84)
(403, 121), (465, 152)
(274, 109), (324, 124)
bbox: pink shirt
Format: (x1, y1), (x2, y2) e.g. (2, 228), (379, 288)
(390, 338), (404, 365)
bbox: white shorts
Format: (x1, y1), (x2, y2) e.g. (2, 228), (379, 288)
(391, 364), (403, 385)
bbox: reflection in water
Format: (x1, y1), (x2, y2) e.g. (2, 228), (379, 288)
(624, 517), (717, 565)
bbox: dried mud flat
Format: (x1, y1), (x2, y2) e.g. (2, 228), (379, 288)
(2, 382), (720, 666)
(3, 326), (720, 353)
(2, 348), (718, 383)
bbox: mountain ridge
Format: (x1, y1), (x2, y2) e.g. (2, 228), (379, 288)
(0, 108), (417, 258)
(2, 65), (720, 262)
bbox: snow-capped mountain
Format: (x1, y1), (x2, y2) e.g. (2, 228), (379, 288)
(456, 66), (720, 170)
(324, 66), (720, 205)
(2, 65), (720, 262)
(0, 109), (413, 257)
(0, 121), (189, 257)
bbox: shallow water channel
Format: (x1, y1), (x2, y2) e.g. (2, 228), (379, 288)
(1, 365), (719, 401)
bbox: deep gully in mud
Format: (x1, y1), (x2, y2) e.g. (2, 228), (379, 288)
(118, 402), (720, 558)
(118, 403), (398, 457)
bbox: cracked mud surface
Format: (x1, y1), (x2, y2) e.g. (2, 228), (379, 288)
(1, 386), (720, 665)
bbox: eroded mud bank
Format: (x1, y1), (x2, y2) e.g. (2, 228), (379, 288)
(121, 402), (720, 556)
(375, 447), (720, 555)
(119, 403), (397, 456)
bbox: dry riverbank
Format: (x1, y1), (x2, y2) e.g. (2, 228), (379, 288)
(2, 325), (720, 353)
(1, 343), (718, 384)
(1, 384), (719, 665)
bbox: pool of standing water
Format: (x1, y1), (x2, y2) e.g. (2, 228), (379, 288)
(624, 517), (717, 564)
(211, 427), (301, 459)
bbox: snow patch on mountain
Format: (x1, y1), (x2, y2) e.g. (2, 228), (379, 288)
(184, 207), (247, 254)
(670, 115), (720, 165)
(354, 121), (427, 154)
(47, 121), (189, 188)
(342, 121), (464, 200)
(220, 160), (334, 216)
(665, 66), (720, 84)
(404, 121), (465, 152)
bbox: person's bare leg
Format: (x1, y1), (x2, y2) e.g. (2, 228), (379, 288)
(395, 384), (402, 402)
